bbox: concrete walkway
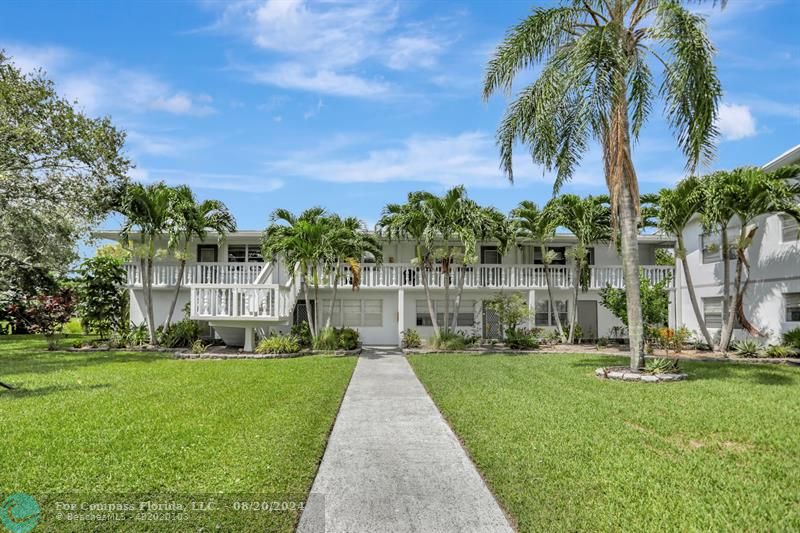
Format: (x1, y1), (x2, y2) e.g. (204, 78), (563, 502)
(298, 347), (513, 533)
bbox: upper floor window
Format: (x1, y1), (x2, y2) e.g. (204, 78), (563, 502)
(701, 232), (736, 264)
(228, 244), (263, 263)
(532, 246), (566, 265)
(781, 215), (799, 243)
(786, 293), (800, 322)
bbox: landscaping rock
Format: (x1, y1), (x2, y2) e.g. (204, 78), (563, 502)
(641, 375), (659, 383)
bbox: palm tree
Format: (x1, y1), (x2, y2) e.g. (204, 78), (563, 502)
(376, 192), (440, 336)
(449, 203), (512, 333)
(163, 185), (236, 330)
(510, 199), (567, 341)
(119, 182), (173, 345)
(322, 215), (384, 329)
(655, 176), (713, 347)
(262, 207), (329, 340)
(483, 0), (722, 369)
(553, 194), (612, 343)
(703, 166), (800, 352)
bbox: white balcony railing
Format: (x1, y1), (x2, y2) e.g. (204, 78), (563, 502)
(190, 284), (296, 319)
(124, 262), (265, 287)
(320, 264), (674, 290)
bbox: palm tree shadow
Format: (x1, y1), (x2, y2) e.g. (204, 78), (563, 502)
(0, 383), (111, 399)
(0, 350), (165, 378)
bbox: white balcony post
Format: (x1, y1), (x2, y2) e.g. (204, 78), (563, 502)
(244, 327), (255, 352)
(397, 288), (405, 346)
(527, 290), (536, 329)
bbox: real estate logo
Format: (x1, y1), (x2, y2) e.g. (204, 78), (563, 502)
(0, 493), (40, 533)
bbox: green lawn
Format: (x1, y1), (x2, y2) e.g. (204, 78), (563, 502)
(409, 353), (800, 532)
(0, 335), (356, 531)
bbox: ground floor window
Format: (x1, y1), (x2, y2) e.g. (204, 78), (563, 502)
(785, 293), (800, 322)
(416, 300), (475, 327)
(322, 299), (383, 327)
(534, 299), (568, 327)
(703, 297), (724, 328)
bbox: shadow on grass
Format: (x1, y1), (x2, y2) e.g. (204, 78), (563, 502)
(0, 382), (111, 399)
(0, 351), (165, 378)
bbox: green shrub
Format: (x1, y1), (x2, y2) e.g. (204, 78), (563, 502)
(430, 332), (467, 351)
(645, 357), (681, 374)
(505, 328), (540, 350)
(72, 339), (84, 349)
(191, 339), (208, 354)
(158, 319), (201, 348)
(336, 328), (360, 350)
(734, 339), (761, 358)
(126, 323), (149, 347)
(597, 337), (609, 348)
(255, 334), (301, 354)
(62, 317), (84, 335)
(291, 321), (313, 348)
(401, 328), (422, 348)
(314, 327), (339, 351)
(763, 344), (793, 358)
(782, 328), (800, 350)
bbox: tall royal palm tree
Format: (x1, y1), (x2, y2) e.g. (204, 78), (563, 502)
(163, 185), (236, 330)
(703, 166), (800, 352)
(655, 176), (713, 347)
(119, 182), (173, 345)
(553, 194), (612, 343)
(511, 199), (566, 341)
(262, 207), (329, 340)
(483, 0), (722, 369)
(322, 215), (384, 330)
(377, 192), (439, 335)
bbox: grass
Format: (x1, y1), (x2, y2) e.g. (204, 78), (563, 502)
(0, 335), (356, 531)
(408, 353), (800, 532)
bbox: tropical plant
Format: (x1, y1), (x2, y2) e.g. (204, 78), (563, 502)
(75, 255), (127, 339)
(262, 207), (330, 340)
(126, 323), (150, 347)
(600, 272), (670, 334)
(505, 327), (540, 350)
(313, 327), (339, 351)
(336, 328), (360, 350)
(644, 357), (681, 375)
(783, 328), (800, 351)
(430, 331), (468, 351)
(290, 321), (313, 348)
(163, 185), (236, 330)
(119, 182), (174, 345)
(511, 199), (566, 341)
(158, 319), (201, 349)
(255, 334), (301, 354)
(190, 339), (208, 354)
(700, 166), (800, 352)
(5, 288), (76, 350)
(483, 0), (723, 369)
(763, 344), (792, 359)
(377, 191), (439, 334)
(655, 176), (713, 347)
(734, 339), (761, 358)
(553, 194), (612, 343)
(401, 328), (422, 348)
(322, 215), (383, 329)
(483, 292), (531, 339)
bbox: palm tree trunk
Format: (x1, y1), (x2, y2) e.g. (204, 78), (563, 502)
(420, 265), (440, 338)
(543, 256), (565, 342)
(568, 260), (580, 343)
(302, 276), (316, 339)
(163, 258), (186, 330)
(619, 185), (645, 369)
(717, 225), (732, 351)
(325, 262), (341, 329)
(443, 260), (451, 336)
(450, 263), (468, 332)
(720, 228), (745, 352)
(677, 237), (713, 347)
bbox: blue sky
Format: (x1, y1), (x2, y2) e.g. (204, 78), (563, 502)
(2, 0), (798, 239)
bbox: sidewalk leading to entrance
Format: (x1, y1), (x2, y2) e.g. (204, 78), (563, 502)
(298, 347), (513, 532)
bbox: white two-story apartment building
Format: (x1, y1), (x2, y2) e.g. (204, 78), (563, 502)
(97, 230), (676, 349)
(675, 144), (800, 344)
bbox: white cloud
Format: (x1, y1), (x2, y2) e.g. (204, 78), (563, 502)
(716, 103), (757, 140)
(141, 168), (285, 193)
(3, 42), (214, 117)
(303, 97), (323, 119)
(214, 0), (448, 97)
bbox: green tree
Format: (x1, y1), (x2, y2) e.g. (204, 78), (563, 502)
(119, 182), (173, 345)
(262, 207), (330, 340)
(655, 176), (712, 346)
(511, 199), (567, 341)
(376, 192), (440, 336)
(164, 185), (236, 330)
(322, 215), (383, 329)
(600, 272), (671, 336)
(0, 52), (129, 275)
(483, 0), (722, 369)
(553, 194), (612, 343)
(76, 255), (127, 339)
(483, 292), (531, 338)
(702, 166), (800, 352)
